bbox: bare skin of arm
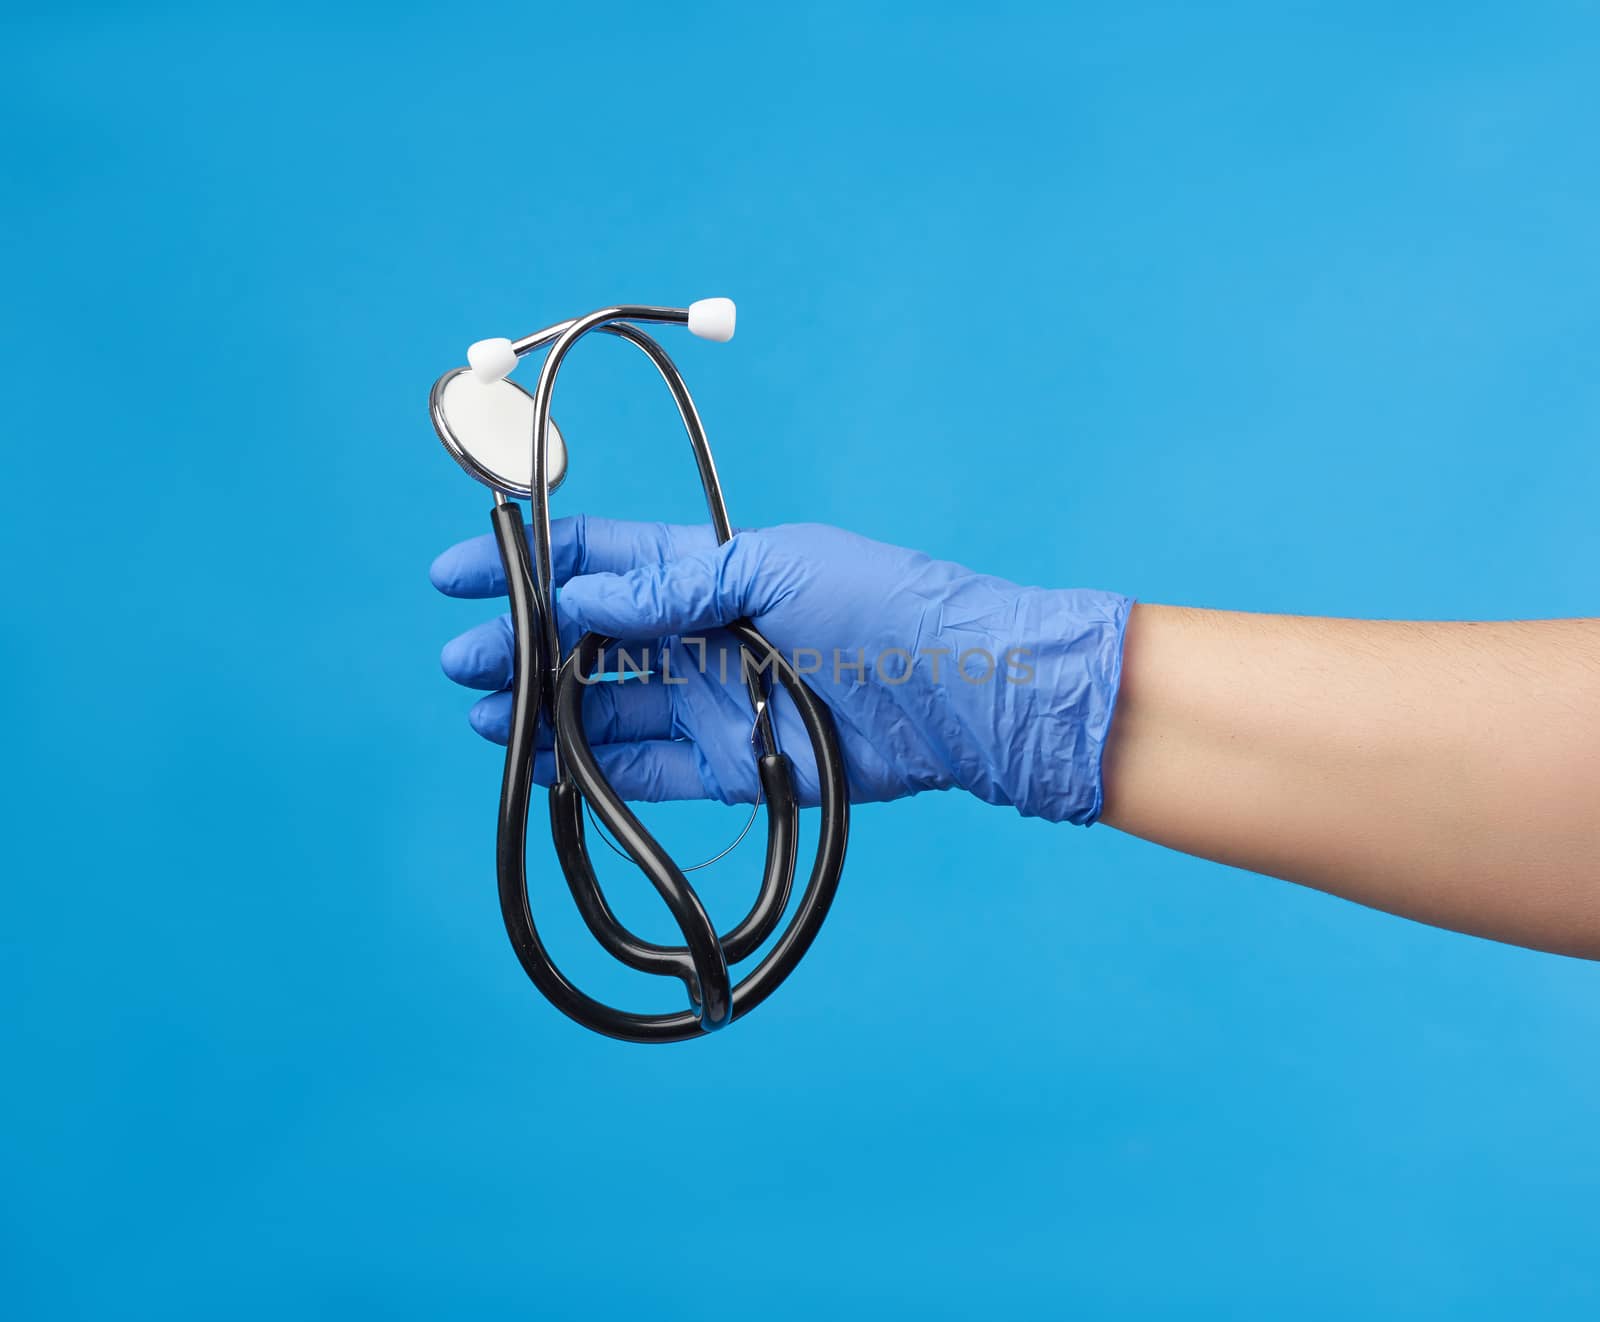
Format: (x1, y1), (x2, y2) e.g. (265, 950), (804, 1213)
(1098, 607), (1600, 960)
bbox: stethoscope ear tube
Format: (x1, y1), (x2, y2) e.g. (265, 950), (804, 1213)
(491, 501), (701, 1041)
(554, 634), (733, 1030)
(489, 501), (850, 1043)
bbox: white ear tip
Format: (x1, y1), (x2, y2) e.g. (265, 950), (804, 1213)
(467, 337), (518, 382)
(687, 297), (736, 342)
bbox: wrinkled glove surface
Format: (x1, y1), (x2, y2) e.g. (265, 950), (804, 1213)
(431, 517), (1131, 824)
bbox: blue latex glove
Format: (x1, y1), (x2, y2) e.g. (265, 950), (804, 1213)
(430, 517), (1132, 824)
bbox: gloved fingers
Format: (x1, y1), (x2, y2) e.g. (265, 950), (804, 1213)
(464, 682), (675, 749)
(439, 600), (629, 690)
(467, 691), (515, 742)
(430, 514), (719, 599)
(529, 740), (718, 803)
(429, 528), (512, 598)
(559, 515), (721, 577)
(560, 536), (782, 640)
(441, 616), (516, 691)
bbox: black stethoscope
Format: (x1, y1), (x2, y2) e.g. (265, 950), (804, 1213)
(429, 301), (850, 1042)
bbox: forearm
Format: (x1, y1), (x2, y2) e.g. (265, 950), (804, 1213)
(1099, 605), (1600, 959)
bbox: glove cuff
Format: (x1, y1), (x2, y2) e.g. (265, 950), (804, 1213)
(992, 588), (1134, 825)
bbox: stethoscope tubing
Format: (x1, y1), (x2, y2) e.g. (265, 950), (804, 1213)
(493, 504), (851, 1043)
(486, 308), (849, 1043)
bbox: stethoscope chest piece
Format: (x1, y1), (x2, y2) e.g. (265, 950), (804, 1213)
(431, 367), (568, 497)
(429, 301), (850, 1045)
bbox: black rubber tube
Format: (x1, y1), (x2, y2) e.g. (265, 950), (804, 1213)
(552, 750), (797, 973)
(490, 502), (850, 1043)
(552, 635), (733, 1029)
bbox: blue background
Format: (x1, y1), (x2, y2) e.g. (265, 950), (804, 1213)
(5, 2), (1599, 1316)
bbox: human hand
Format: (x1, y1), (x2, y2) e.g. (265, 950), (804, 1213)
(430, 517), (1130, 823)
